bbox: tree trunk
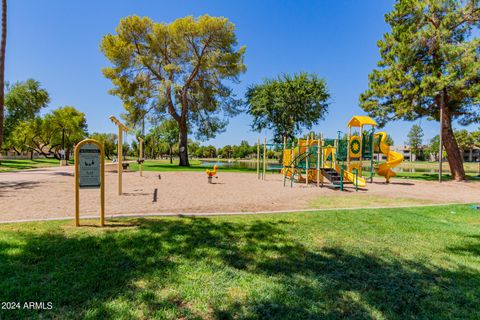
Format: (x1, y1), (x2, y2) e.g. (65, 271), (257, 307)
(169, 145), (173, 164)
(441, 102), (465, 181)
(0, 0), (6, 151)
(178, 121), (189, 166)
(30, 150), (33, 160)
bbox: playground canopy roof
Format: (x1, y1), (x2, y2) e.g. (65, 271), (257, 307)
(347, 116), (377, 128)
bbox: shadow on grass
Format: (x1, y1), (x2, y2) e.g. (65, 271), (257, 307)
(0, 159), (74, 171)
(448, 235), (480, 256)
(0, 218), (479, 319)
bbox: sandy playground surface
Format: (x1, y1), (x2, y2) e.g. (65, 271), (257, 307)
(0, 166), (479, 223)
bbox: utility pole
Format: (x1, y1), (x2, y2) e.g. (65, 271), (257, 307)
(439, 94), (444, 183)
(62, 128), (65, 157)
(60, 128), (67, 166)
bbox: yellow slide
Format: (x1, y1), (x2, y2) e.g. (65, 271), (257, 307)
(323, 147), (366, 188)
(374, 132), (403, 183)
(338, 165), (367, 188)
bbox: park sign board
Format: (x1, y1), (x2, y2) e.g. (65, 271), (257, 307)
(78, 144), (101, 188)
(74, 139), (105, 227)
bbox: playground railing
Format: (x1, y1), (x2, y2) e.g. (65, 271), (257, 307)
(340, 166), (344, 191)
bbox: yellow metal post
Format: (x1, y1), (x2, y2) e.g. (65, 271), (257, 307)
(257, 138), (260, 179)
(334, 137), (338, 164)
(283, 136), (287, 181)
(320, 133), (324, 186)
(306, 137), (309, 185)
(282, 136), (286, 173)
(317, 137), (320, 187)
(347, 127), (352, 170)
(100, 146), (105, 227)
(263, 137), (267, 180)
(359, 125), (363, 177)
(291, 140), (295, 184)
(138, 137), (144, 177)
(75, 155), (80, 227)
(118, 127), (123, 195)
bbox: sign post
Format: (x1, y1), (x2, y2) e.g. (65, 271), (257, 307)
(74, 139), (105, 227)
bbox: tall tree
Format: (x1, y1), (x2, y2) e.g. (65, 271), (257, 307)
(472, 128), (480, 148)
(406, 124), (424, 158)
(11, 106), (87, 159)
(89, 132), (117, 159)
(386, 134), (395, 146)
(454, 129), (475, 152)
(0, 0), (7, 151)
(360, 0), (480, 181)
(44, 106), (88, 159)
(3, 79), (50, 149)
(429, 135), (441, 159)
(157, 119), (179, 164)
(101, 15), (246, 166)
(246, 73), (330, 143)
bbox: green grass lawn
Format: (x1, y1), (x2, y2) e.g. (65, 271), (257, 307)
(130, 160), (480, 181)
(395, 171), (480, 181)
(309, 194), (435, 208)
(0, 159), (72, 172)
(398, 161), (479, 171)
(1, 204), (480, 319)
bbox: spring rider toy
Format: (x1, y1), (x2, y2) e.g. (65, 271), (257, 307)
(206, 165), (218, 184)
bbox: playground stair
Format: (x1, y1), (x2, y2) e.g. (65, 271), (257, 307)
(320, 168), (342, 188)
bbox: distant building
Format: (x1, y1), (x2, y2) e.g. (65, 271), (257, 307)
(462, 147), (480, 162)
(373, 145), (424, 162)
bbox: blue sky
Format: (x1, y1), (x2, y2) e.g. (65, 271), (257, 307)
(7, 0), (477, 147)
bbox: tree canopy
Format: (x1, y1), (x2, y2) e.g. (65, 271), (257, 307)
(246, 73), (330, 143)
(100, 15), (246, 166)
(360, 0), (479, 180)
(454, 129), (477, 151)
(406, 124), (424, 156)
(156, 119), (179, 163)
(3, 79), (50, 149)
(0, 0), (7, 151)
(89, 132), (118, 159)
(11, 106), (87, 159)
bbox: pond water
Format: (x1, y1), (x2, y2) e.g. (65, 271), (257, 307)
(200, 160), (279, 170)
(200, 160), (479, 174)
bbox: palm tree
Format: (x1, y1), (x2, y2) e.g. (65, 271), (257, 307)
(0, 0), (7, 151)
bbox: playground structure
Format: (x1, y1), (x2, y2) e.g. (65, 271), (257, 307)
(256, 116), (404, 190)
